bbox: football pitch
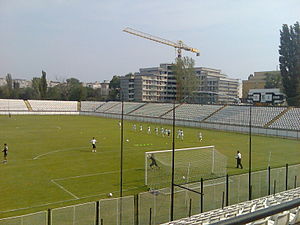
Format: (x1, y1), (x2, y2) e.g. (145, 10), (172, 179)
(0, 115), (299, 218)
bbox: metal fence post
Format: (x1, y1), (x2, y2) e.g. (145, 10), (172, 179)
(268, 166), (271, 195)
(200, 178), (203, 213)
(188, 199), (192, 217)
(96, 201), (99, 225)
(47, 209), (51, 225)
(149, 208), (152, 225)
(135, 194), (139, 225)
(286, 164), (288, 190)
(226, 174), (229, 206)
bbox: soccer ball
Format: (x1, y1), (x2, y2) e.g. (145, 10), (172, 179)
(108, 193), (113, 197)
(182, 176), (186, 179)
(126, 139), (129, 142)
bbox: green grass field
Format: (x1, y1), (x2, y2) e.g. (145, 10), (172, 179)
(0, 115), (299, 218)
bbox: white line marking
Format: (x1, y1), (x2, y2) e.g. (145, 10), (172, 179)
(0, 187), (140, 213)
(52, 167), (140, 181)
(51, 180), (79, 199)
(33, 147), (86, 160)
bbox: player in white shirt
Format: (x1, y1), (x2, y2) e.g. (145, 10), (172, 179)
(164, 129), (168, 137)
(161, 127), (165, 137)
(180, 129), (184, 140)
(140, 125), (143, 132)
(118, 121), (121, 128)
(155, 127), (159, 135)
(90, 137), (97, 152)
(177, 129), (181, 139)
(198, 132), (203, 141)
(132, 124), (137, 131)
(235, 151), (243, 169)
(147, 126), (151, 134)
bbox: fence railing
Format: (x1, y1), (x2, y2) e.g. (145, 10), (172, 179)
(1, 164), (300, 225)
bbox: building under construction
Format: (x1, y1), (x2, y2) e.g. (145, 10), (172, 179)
(120, 63), (239, 104)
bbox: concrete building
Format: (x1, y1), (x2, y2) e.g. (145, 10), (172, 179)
(13, 79), (32, 88)
(0, 78), (6, 87)
(242, 71), (280, 99)
(84, 80), (110, 96)
(120, 64), (239, 104)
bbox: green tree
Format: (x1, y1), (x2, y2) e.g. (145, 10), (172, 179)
(172, 57), (198, 103)
(65, 78), (87, 101)
(6, 73), (13, 98)
(279, 22), (300, 106)
(264, 72), (282, 89)
(108, 75), (120, 100)
(32, 77), (41, 99)
(40, 70), (47, 99)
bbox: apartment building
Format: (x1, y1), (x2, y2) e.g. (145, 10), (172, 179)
(242, 71), (280, 99)
(120, 64), (239, 104)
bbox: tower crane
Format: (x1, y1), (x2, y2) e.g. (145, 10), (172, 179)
(123, 27), (200, 58)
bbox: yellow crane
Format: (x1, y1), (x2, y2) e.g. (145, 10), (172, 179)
(123, 27), (200, 58)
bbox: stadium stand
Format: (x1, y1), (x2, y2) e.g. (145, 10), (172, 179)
(205, 106), (285, 127)
(269, 108), (300, 131)
(94, 101), (120, 113)
(0, 99), (28, 111)
(80, 101), (105, 112)
(162, 104), (223, 121)
(162, 187), (300, 225)
(104, 102), (146, 114)
(129, 103), (178, 117)
(28, 100), (77, 111)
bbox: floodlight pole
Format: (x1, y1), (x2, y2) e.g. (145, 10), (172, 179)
(120, 91), (124, 198)
(248, 104), (252, 200)
(170, 93), (176, 221)
(120, 91), (124, 225)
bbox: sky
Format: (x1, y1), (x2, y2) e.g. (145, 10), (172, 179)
(0, 0), (299, 82)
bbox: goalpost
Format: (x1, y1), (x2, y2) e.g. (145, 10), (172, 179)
(145, 146), (227, 189)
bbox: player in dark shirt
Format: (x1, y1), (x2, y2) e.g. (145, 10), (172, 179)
(2, 143), (8, 163)
(149, 154), (159, 169)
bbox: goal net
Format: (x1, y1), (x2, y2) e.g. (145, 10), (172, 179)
(145, 146), (227, 189)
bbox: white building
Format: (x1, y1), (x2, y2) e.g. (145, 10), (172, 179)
(120, 64), (239, 104)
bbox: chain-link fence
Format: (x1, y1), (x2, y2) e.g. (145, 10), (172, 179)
(0, 211), (47, 225)
(2, 164), (300, 225)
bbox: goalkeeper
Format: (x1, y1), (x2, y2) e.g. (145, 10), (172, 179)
(149, 154), (160, 169)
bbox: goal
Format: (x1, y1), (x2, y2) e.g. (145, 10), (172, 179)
(145, 146), (227, 189)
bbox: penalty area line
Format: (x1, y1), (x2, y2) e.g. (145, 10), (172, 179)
(51, 180), (79, 199)
(0, 186), (140, 213)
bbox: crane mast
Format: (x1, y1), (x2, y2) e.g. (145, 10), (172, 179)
(123, 27), (200, 58)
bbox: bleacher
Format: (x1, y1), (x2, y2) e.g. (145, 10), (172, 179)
(0, 99), (28, 111)
(163, 187), (300, 225)
(104, 102), (146, 114)
(28, 100), (77, 111)
(80, 101), (105, 112)
(129, 103), (177, 117)
(94, 101), (120, 113)
(270, 108), (300, 130)
(162, 104), (223, 121)
(205, 106), (285, 127)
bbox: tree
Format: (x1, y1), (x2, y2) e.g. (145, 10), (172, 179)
(32, 77), (41, 99)
(6, 73), (13, 98)
(108, 75), (120, 100)
(65, 78), (87, 101)
(279, 22), (300, 106)
(40, 70), (47, 99)
(264, 72), (282, 89)
(172, 57), (198, 103)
